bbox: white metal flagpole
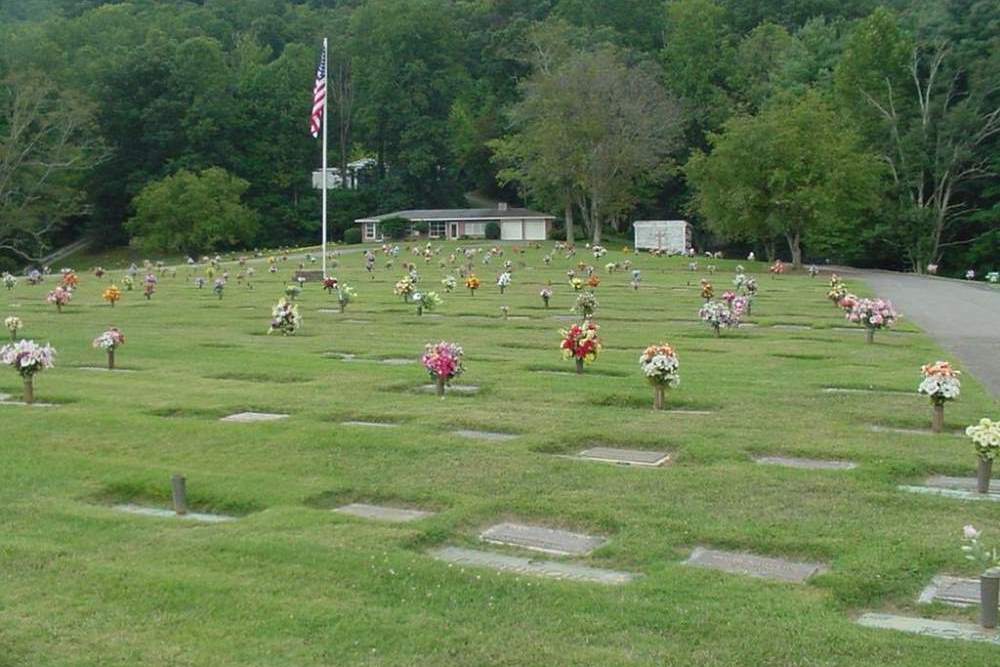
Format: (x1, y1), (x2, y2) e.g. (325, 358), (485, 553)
(321, 38), (329, 280)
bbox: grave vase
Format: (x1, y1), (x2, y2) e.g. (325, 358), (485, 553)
(107, 349), (115, 371)
(339, 302), (346, 313)
(977, 457), (993, 494)
(931, 403), (944, 433)
(865, 328), (875, 344)
(575, 358), (584, 374)
(416, 305), (423, 316)
(981, 568), (1000, 629)
(22, 376), (34, 405)
(435, 375), (446, 397)
(653, 385), (665, 410)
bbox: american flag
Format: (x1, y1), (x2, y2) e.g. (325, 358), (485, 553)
(310, 46), (327, 139)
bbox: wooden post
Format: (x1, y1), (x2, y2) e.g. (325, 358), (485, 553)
(171, 474), (188, 515)
(931, 403), (944, 433)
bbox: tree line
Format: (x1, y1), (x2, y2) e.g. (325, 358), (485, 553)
(0, 0), (995, 274)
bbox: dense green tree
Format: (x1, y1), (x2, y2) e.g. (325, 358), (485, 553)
(126, 167), (259, 254)
(496, 47), (683, 244)
(686, 92), (884, 266)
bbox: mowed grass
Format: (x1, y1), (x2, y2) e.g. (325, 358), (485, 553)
(1, 243), (998, 667)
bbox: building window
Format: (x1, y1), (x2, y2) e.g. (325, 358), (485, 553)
(364, 222), (377, 239)
(465, 222), (486, 237)
(428, 221), (447, 238)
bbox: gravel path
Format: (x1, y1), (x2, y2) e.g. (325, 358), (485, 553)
(846, 269), (1000, 397)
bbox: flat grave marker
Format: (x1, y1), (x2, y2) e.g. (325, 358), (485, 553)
(113, 503), (234, 524)
(341, 420), (398, 428)
(220, 411), (289, 423)
(856, 613), (1000, 645)
(871, 425), (963, 438)
(480, 522), (607, 556)
(918, 575), (982, 607)
(577, 447), (670, 467)
(771, 324), (812, 331)
(381, 358), (415, 365)
(429, 546), (635, 585)
(684, 547), (826, 583)
(334, 503), (434, 523)
(900, 476), (1000, 502)
(418, 384), (479, 395)
(452, 429), (518, 442)
(755, 456), (857, 471)
(77, 366), (137, 373)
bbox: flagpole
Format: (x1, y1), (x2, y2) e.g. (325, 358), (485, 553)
(321, 38), (329, 280)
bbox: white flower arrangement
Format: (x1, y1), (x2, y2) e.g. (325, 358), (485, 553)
(1, 339), (55, 377)
(639, 344), (680, 387)
(966, 418), (1000, 461)
(5, 316), (23, 339)
(918, 361), (961, 403)
(2, 273), (16, 290)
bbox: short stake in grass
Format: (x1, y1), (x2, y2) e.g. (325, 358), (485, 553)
(640, 343), (680, 410)
(171, 474), (188, 515)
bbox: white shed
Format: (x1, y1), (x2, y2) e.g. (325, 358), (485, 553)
(633, 220), (692, 254)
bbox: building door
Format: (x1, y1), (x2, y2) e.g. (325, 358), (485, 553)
(449, 222), (459, 239)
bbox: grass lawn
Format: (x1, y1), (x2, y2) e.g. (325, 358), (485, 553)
(1, 243), (997, 666)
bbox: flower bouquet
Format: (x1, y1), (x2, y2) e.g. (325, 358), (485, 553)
(769, 260), (785, 276)
(605, 262), (618, 274)
(213, 278), (226, 299)
(323, 277), (339, 293)
(700, 280), (714, 301)
(640, 343), (680, 410)
(500, 305), (509, 320)
(2, 273), (16, 290)
(122, 274), (134, 291)
(827, 275), (847, 305)
(421, 341), (464, 397)
(630, 270), (641, 291)
(808, 265), (820, 278)
(497, 271), (512, 295)
(465, 274), (480, 295)
(918, 361), (961, 432)
(560, 321), (601, 374)
(441, 276), (456, 293)
(846, 298), (898, 343)
(284, 284), (302, 300)
(699, 300), (740, 336)
(5, 316), (22, 341)
(46, 286), (72, 312)
(412, 290), (441, 316)
(573, 291), (598, 320)
(60, 271), (79, 289)
(143, 274), (157, 300)
(540, 287), (553, 308)
(0, 339), (55, 403)
(987, 271), (998, 284)
(569, 277), (584, 291)
(102, 285), (122, 307)
(268, 298), (301, 336)
(966, 418), (1000, 493)
(93, 327), (125, 370)
(337, 284), (355, 313)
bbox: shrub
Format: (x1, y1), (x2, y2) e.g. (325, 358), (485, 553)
(485, 221), (501, 239)
(343, 227), (362, 244)
(380, 217), (410, 240)
(413, 221), (429, 235)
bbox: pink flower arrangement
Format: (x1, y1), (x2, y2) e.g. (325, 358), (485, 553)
(93, 328), (125, 352)
(769, 260), (785, 275)
(847, 298), (898, 343)
(46, 286), (72, 312)
(422, 341), (464, 381)
(1, 339), (55, 377)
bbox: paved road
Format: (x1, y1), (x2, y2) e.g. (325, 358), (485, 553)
(846, 269), (1000, 398)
